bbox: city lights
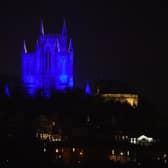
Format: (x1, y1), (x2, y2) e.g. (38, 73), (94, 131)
(72, 148), (75, 152)
(137, 135), (153, 143)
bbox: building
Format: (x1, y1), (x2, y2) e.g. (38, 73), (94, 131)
(22, 19), (74, 96)
(95, 80), (139, 108)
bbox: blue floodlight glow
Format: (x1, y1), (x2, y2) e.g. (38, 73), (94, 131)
(22, 20), (74, 97)
(60, 74), (68, 83)
(85, 82), (91, 95)
(5, 84), (10, 97)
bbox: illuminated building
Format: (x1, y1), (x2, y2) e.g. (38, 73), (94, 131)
(22, 19), (74, 96)
(95, 80), (139, 108)
(108, 149), (131, 163)
(100, 93), (138, 108)
(136, 135), (154, 146)
(36, 132), (62, 142)
(33, 114), (62, 142)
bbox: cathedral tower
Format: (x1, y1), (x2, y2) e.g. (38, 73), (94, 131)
(22, 19), (74, 96)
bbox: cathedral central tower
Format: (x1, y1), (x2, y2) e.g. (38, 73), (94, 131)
(22, 19), (74, 96)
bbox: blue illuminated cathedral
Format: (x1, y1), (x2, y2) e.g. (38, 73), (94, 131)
(22, 20), (74, 96)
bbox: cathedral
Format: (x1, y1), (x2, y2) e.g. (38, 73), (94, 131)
(22, 20), (74, 96)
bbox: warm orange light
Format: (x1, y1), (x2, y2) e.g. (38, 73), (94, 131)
(36, 132), (62, 142)
(100, 93), (138, 107)
(79, 151), (83, 156)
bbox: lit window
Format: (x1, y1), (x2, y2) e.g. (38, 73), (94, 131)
(43, 148), (47, 152)
(112, 149), (115, 155)
(120, 152), (124, 156)
(164, 154), (167, 158)
(72, 148), (75, 152)
(79, 151), (83, 156)
(52, 121), (55, 126)
(130, 138), (134, 143)
(157, 157), (160, 160)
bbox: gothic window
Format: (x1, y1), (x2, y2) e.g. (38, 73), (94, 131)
(62, 58), (65, 73)
(45, 48), (51, 71)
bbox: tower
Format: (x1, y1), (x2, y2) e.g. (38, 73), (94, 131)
(85, 82), (91, 95)
(22, 19), (74, 96)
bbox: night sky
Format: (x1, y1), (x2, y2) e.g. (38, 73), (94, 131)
(0, 1), (167, 117)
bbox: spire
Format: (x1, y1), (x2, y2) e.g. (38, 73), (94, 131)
(68, 38), (73, 52)
(5, 84), (10, 97)
(62, 18), (67, 36)
(22, 40), (27, 53)
(85, 82), (91, 95)
(40, 19), (44, 35)
(36, 40), (39, 49)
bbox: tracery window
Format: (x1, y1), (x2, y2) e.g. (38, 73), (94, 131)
(45, 48), (51, 71)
